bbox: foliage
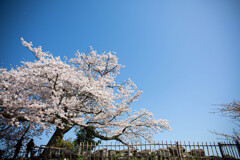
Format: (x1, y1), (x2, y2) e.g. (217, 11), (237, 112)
(75, 156), (83, 160)
(116, 152), (122, 157)
(56, 136), (74, 150)
(151, 151), (156, 155)
(0, 38), (170, 146)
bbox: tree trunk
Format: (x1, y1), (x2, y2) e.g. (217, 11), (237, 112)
(13, 125), (30, 159)
(41, 126), (72, 157)
(46, 126), (72, 147)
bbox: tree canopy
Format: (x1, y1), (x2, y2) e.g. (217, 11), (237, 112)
(0, 38), (170, 146)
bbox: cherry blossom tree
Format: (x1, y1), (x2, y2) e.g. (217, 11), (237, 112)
(0, 38), (171, 147)
(213, 100), (240, 140)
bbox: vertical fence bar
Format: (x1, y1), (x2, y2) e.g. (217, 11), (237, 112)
(225, 141), (230, 157)
(119, 141), (121, 158)
(89, 142), (92, 160)
(94, 142), (96, 160)
(158, 141), (161, 160)
(193, 141), (196, 159)
(224, 141), (229, 156)
(176, 141), (182, 160)
(206, 142), (210, 157)
(190, 141), (193, 160)
(230, 141), (235, 158)
(236, 140), (240, 158)
(213, 142), (219, 157)
(128, 143), (130, 160)
(183, 141), (187, 159)
(110, 142), (112, 160)
(153, 141), (157, 159)
(201, 142), (204, 158)
(230, 141), (236, 158)
(233, 141), (239, 159)
(180, 141), (183, 160)
(63, 148), (65, 160)
(140, 141), (142, 157)
(78, 142), (81, 156)
(150, 141), (152, 159)
(115, 141), (117, 160)
(166, 141), (169, 160)
(134, 142), (136, 158)
(131, 142), (133, 159)
(197, 142), (200, 157)
(103, 142), (105, 159)
(170, 141), (173, 159)
(70, 149), (72, 160)
(188, 141), (192, 158)
(158, 141), (165, 160)
(209, 142), (214, 157)
(145, 140), (147, 158)
(162, 141), (166, 160)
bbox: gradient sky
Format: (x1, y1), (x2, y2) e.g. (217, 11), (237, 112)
(0, 0), (240, 146)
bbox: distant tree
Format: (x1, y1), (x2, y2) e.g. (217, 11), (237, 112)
(212, 100), (240, 140)
(75, 127), (101, 145)
(74, 127), (101, 151)
(0, 38), (171, 148)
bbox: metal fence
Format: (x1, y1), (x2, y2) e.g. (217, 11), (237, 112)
(12, 140), (240, 160)
(13, 145), (73, 160)
(35, 145), (73, 160)
(78, 140), (240, 160)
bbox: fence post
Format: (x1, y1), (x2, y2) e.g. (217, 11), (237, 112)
(70, 150), (72, 160)
(128, 143), (130, 160)
(176, 141), (182, 160)
(236, 140), (240, 157)
(63, 148), (65, 160)
(78, 143), (81, 156)
(218, 142), (225, 158)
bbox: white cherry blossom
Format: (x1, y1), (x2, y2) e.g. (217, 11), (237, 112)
(0, 38), (171, 146)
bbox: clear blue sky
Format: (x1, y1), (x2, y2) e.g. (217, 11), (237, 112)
(0, 0), (240, 145)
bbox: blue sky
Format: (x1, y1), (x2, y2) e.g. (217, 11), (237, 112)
(0, 0), (240, 145)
